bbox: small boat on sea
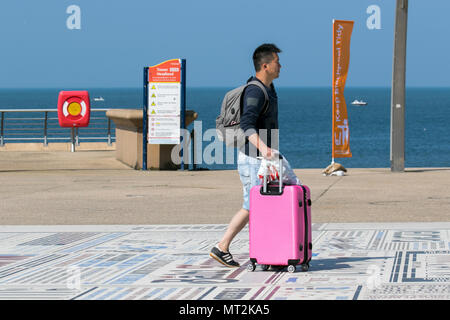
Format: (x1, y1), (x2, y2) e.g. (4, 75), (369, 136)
(351, 99), (367, 105)
(93, 96), (105, 102)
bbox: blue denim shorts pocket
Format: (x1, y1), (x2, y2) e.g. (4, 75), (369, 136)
(237, 152), (261, 211)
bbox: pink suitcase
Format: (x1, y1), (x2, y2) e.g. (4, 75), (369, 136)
(248, 156), (312, 273)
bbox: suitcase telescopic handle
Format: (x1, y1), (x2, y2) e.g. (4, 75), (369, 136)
(262, 154), (283, 194)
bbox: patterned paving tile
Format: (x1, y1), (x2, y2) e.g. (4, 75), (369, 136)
(0, 223), (449, 300)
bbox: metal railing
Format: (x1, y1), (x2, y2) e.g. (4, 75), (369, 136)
(0, 108), (115, 147)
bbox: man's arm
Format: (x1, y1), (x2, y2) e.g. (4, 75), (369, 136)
(247, 133), (272, 159)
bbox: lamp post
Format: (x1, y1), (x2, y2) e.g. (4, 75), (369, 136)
(390, 0), (408, 172)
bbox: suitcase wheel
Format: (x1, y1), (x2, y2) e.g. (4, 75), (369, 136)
(287, 265), (296, 273)
(301, 263), (309, 272)
(261, 264), (269, 271)
(247, 263), (256, 272)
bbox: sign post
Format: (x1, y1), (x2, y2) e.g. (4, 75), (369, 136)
(143, 68), (149, 170)
(180, 59), (186, 170)
(142, 59), (186, 170)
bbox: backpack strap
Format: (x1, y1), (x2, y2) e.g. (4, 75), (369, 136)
(246, 80), (270, 115)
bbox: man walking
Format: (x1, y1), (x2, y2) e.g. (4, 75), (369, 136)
(210, 43), (282, 267)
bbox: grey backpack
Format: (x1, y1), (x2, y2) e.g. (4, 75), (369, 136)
(216, 80), (269, 148)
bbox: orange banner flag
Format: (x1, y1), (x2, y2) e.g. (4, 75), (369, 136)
(332, 20), (354, 159)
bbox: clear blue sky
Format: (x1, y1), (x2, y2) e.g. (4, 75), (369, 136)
(1, 0), (449, 88)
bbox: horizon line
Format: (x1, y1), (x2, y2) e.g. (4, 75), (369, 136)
(1, 85), (449, 90)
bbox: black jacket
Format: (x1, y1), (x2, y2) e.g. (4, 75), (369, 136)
(239, 77), (279, 157)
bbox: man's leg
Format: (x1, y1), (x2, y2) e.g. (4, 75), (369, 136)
(209, 208), (248, 268)
(218, 208), (249, 253)
(210, 151), (260, 267)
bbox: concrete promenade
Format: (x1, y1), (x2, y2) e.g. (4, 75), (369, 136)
(0, 150), (449, 225)
(0, 150), (448, 300)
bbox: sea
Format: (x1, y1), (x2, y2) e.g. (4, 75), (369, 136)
(0, 87), (449, 170)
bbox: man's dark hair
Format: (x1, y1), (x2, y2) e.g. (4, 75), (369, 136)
(253, 43), (281, 72)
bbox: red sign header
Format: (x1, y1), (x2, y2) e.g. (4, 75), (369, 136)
(148, 59), (181, 83)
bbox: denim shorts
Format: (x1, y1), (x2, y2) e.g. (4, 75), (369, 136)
(237, 152), (262, 211)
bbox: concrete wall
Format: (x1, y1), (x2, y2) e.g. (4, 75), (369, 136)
(107, 109), (196, 170)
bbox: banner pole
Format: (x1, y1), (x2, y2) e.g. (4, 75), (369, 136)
(331, 19), (335, 166)
(328, 19), (353, 174)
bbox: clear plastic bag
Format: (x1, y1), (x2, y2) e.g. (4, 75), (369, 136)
(257, 150), (302, 185)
